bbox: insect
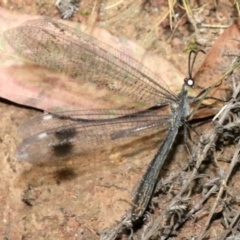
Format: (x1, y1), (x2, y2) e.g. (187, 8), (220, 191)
(4, 19), (201, 222)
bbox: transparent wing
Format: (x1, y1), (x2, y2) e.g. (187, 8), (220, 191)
(4, 19), (177, 105)
(16, 109), (171, 163)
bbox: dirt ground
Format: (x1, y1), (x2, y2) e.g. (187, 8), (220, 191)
(0, 0), (239, 240)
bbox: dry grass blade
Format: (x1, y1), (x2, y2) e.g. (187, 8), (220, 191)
(104, 0), (125, 10)
(182, 0), (197, 32)
(235, 0), (240, 17)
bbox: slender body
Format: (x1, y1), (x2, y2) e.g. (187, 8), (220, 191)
(131, 84), (190, 221)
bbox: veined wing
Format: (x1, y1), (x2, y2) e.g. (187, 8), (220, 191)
(4, 19), (177, 106)
(17, 109), (171, 163)
(19, 109), (171, 138)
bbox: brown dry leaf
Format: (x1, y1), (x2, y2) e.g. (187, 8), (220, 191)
(194, 20), (240, 101)
(0, 8), (185, 112)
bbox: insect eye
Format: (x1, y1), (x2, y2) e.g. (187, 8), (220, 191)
(184, 77), (195, 87)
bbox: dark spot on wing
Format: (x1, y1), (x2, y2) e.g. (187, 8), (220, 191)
(52, 142), (73, 157)
(53, 114), (71, 120)
(55, 128), (76, 141)
(54, 168), (77, 181)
